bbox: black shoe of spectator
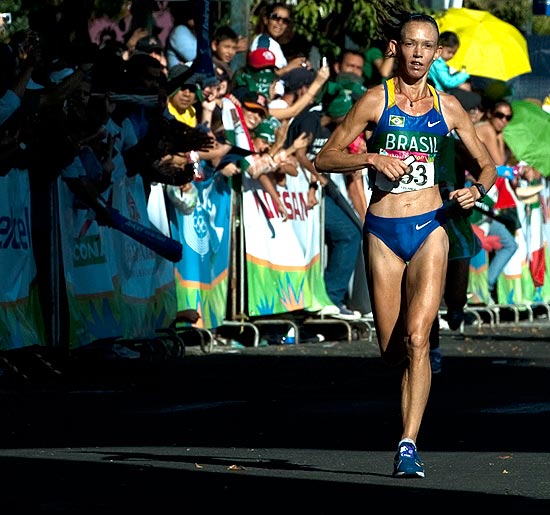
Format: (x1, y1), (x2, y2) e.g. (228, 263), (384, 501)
(444, 309), (465, 331)
(464, 312), (477, 325)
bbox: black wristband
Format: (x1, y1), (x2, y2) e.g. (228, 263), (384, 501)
(309, 182), (318, 190)
(473, 182), (487, 200)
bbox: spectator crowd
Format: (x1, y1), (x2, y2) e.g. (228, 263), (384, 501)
(1, 0), (549, 364)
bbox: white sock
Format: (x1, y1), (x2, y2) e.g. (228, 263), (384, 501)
(399, 438), (416, 447)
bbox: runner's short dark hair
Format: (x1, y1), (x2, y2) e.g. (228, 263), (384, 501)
(401, 13), (439, 39)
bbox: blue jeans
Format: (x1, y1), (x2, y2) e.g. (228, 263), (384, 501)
(487, 219), (518, 290)
(323, 195), (362, 307)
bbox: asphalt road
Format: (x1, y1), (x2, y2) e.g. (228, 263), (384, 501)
(0, 318), (549, 514)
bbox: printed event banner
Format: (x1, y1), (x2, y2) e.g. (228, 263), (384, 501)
(109, 175), (177, 338)
(58, 170), (176, 348)
(170, 173), (232, 329)
(58, 174), (124, 348)
(242, 169), (333, 316)
(0, 168), (45, 350)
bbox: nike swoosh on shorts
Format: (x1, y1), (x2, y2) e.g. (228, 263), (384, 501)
(415, 220), (432, 230)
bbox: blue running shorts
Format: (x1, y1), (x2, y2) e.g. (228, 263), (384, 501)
(365, 207), (446, 262)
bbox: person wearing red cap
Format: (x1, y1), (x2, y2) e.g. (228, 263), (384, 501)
(248, 48), (277, 69)
(233, 48), (278, 98)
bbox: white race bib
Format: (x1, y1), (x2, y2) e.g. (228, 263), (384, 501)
(375, 150), (436, 193)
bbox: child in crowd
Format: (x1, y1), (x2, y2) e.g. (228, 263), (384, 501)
(210, 25), (240, 79)
(428, 31), (471, 92)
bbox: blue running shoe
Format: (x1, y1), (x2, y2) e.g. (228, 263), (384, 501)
(393, 441), (425, 478)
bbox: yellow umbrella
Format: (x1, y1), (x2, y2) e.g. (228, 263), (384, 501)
(435, 7), (531, 82)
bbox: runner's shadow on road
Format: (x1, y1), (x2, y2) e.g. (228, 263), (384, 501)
(0, 456), (548, 514)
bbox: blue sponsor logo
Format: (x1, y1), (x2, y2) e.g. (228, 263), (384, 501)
(0, 207), (31, 250)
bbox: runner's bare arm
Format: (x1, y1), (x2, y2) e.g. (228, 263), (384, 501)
(314, 86), (410, 180)
(442, 93), (497, 206)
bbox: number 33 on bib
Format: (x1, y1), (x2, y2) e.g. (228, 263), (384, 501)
(375, 150), (436, 193)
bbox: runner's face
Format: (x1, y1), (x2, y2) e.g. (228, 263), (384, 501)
(397, 21), (440, 79)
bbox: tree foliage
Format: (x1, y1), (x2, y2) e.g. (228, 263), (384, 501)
(256, 0), (426, 59)
(3, 0), (550, 50)
(464, 0), (550, 35)
(463, 0), (533, 31)
(254, 0), (550, 56)
(0, 0), (28, 42)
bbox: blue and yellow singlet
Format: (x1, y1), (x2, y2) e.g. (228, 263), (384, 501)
(367, 78), (450, 193)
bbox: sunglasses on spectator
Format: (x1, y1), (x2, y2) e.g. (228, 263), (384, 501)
(269, 13), (290, 25)
(493, 112), (513, 121)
